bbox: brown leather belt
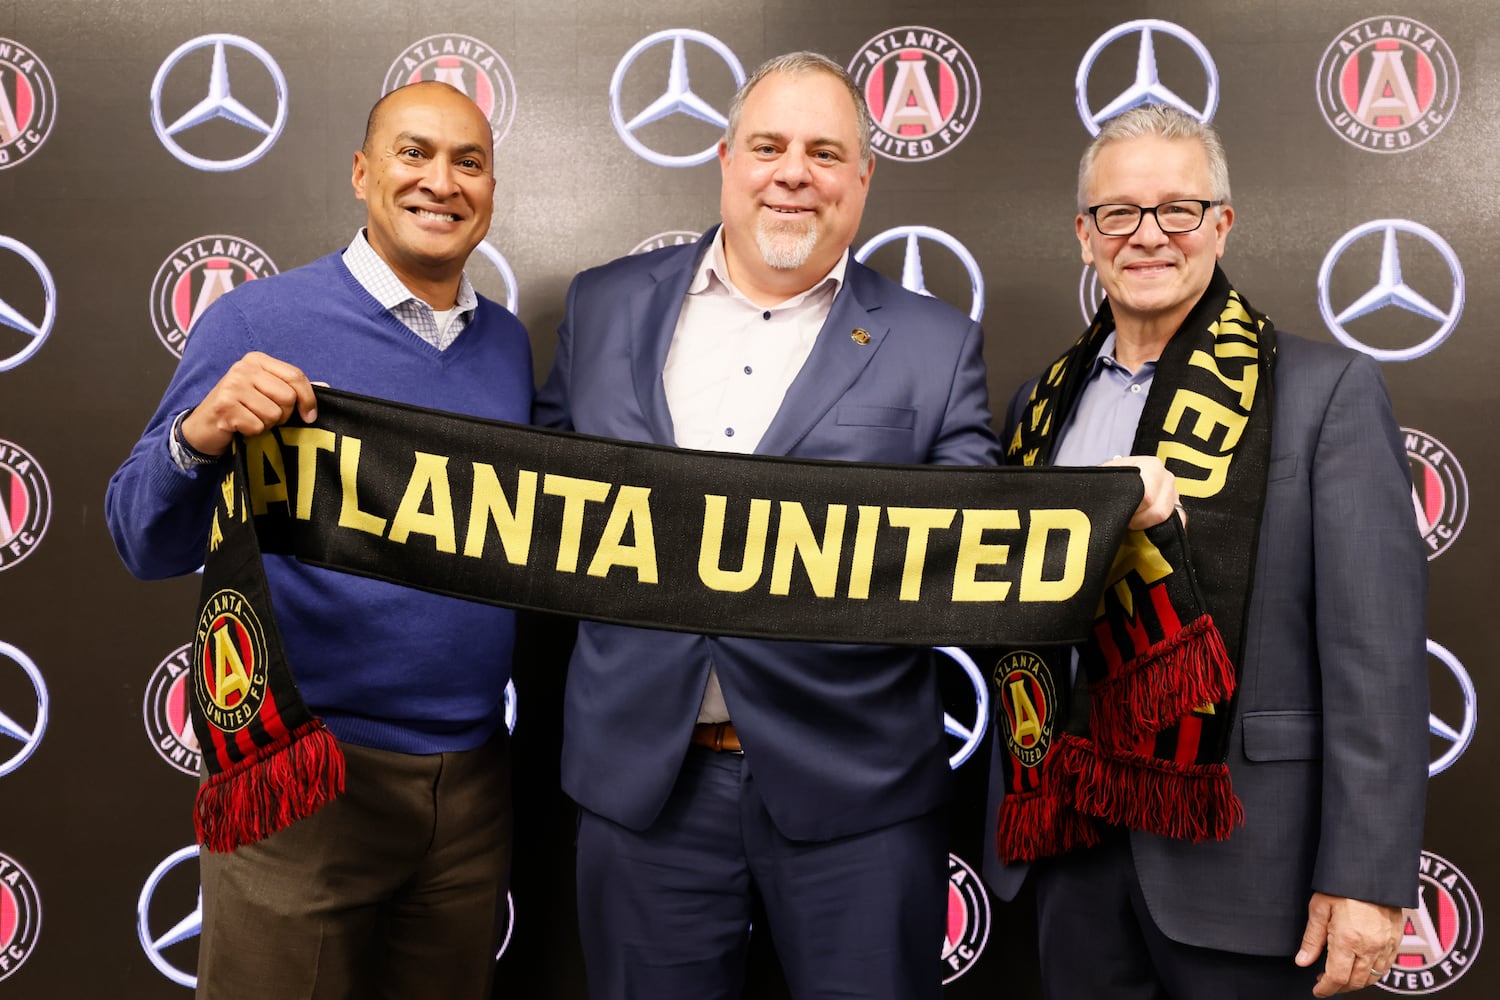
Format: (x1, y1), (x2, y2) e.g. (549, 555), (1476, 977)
(690, 722), (743, 753)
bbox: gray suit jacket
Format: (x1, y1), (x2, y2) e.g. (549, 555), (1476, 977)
(983, 331), (1429, 956)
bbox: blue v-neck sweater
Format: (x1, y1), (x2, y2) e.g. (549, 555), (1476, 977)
(107, 253), (534, 753)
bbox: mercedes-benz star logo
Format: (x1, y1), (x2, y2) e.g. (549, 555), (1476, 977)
(1318, 220), (1464, 362)
(855, 226), (986, 322)
(137, 845), (202, 988)
(150, 34), (288, 172)
(0, 640), (47, 776)
(1076, 20), (1219, 135)
(1428, 639), (1475, 778)
(469, 240), (520, 314)
(610, 29), (745, 168)
(938, 646), (989, 769)
(0, 235), (56, 372)
(1079, 264), (1105, 324)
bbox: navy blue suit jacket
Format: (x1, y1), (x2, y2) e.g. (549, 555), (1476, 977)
(982, 331), (1429, 956)
(534, 228), (999, 840)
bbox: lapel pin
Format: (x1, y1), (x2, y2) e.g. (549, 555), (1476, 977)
(850, 328), (871, 346)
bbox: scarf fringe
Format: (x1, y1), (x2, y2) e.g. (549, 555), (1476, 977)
(194, 722), (346, 853)
(1088, 615), (1236, 751)
(994, 746), (1102, 864)
(1069, 743), (1244, 842)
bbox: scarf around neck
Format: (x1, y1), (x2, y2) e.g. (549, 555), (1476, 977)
(995, 265), (1277, 862)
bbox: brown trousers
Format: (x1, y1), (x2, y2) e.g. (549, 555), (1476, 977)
(197, 731), (512, 999)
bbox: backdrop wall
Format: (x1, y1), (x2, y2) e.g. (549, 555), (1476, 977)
(0, 1), (1488, 996)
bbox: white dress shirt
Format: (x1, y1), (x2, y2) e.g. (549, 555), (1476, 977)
(662, 228), (848, 722)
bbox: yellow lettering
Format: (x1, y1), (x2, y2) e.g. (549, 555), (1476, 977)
(219, 469), (236, 518)
(1019, 509), (1089, 600)
(1188, 342), (1258, 411)
(278, 428), (336, 520)
(208, 510), (223, 552)
(770, 502), (846, 598)
(951, 509), (1017, 602)
(845, 505), (882, 600)
(1165, 389), (1247, 451)
(464, 466), (536, 564)
(543, 474), (610, 573)
(586, 485), (658, 583)
(337, 436), (387, 536)
(388, 453), (457, 553)
(886, 507), (955, 601)
(1161, 390), (1248, 497)
(1158, 441), (1233, 498)
(245, 434), (288, 516)
(698, 495), (770, 592)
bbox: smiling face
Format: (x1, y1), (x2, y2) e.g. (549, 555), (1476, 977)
(718, 69), (873, 304)
(1077, 134), (1233, 339)
(352, 82), (495, 302)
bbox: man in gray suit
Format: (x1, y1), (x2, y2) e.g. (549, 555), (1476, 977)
(983, 104), (1428, 998)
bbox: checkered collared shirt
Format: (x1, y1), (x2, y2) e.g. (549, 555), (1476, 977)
(341, 228), (479, 351)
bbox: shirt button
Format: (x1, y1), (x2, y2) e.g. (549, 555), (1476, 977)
(762, 311), (771, 321)
(743, 366), (752, 375)
(1130, 384), (1143, 394)
(725, 427), (735, 437)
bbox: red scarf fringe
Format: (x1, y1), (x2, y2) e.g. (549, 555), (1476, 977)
(1069, 741), (1245, 842)
(194, 721), (346, 853)
(994, 783), (1101, 864)
(1087, 615), (1236, 752)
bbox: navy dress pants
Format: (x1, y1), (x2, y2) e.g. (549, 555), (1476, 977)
(576, 744), (948, 1000)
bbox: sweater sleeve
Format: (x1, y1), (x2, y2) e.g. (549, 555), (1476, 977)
(105, 298), (255, 579)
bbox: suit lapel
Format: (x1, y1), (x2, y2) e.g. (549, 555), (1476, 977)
(628, 232), (713, 446)
(757, 260), (887, 457)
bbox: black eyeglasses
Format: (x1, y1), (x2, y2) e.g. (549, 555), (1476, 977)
(1086, 199), (1224, 237)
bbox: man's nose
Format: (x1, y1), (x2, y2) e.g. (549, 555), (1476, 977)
(774, 152), (810, 187)
(1130, 209), (1170, 245)
(421, 157), (459, 196)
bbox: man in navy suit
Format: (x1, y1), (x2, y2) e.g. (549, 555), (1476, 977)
(982, 105), (1428, 999)
(537, 50), (1009, 1000)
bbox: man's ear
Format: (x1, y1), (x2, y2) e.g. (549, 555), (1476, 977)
(352, 150), (369, 202)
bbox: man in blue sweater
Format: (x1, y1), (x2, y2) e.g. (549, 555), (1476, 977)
(106, 81), (532, 999)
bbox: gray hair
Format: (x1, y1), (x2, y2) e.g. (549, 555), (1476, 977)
(1077, 105), (1230, 212)
(725, 51), (873, 169)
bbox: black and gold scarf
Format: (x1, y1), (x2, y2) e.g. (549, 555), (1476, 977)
(190, 390), (1148, 852)
(994, 265), (1276, 863)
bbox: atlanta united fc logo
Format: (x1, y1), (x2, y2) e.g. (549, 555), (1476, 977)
(384, 35), (517, 146)
(629, 230), (702, 256)
(0, 38), (57, 169)
(994, 650), (1055, 767)
(194, 590), (268, 733)
(150, 236), (277, 358)
(1379, 850), (1483, 994)
(942, 853), (991, 983)
(849, 27), (980, 162)
(144, 643), (202, 775)
(0, 850), (41, 983)
(1316, 17), (1458, 153)
(0, 439), (49, 572)
(1404, 428), (1466, 560)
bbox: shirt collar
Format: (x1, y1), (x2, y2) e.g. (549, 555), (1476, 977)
(343, 229), (478, 315)
(687, 226), (847, 308)
(1083, 331), (1159, 381)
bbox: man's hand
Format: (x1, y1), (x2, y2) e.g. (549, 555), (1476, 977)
(1295, 892), (1403, 996)
(180, 352), (318, 457)
(1104, 456), (1182, 530)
